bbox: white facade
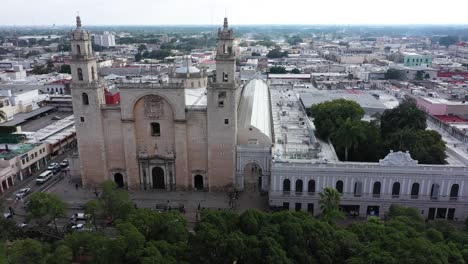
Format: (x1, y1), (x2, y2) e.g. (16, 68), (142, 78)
(93, 32), (116, 47)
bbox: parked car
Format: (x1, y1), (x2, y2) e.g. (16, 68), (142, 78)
(70, 213), (90, 221)
(36, 170), (53, 184)
(48, 163), (61, 174)
(15, 188), (31, 198)
(60, 160), (69, 168)
(3, 212), (12, 219)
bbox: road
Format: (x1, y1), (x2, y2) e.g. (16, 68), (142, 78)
(1, 148), (76, 217)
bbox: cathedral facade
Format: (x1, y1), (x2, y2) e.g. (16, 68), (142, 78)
(70, 17), (272, 191)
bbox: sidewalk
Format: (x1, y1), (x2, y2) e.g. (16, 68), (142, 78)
(46, 179), (231, 223)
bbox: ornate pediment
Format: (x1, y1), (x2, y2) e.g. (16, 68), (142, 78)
(144, 95), (164, 119)
(379, 150), (418, 166)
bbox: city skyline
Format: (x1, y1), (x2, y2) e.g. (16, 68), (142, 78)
(1, 0), (468, 26)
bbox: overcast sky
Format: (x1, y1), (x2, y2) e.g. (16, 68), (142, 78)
(2, 0), (468, 26)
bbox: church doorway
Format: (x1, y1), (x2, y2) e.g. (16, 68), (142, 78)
(243, 162), (262, 193)
(194, 175), (204, 190)
(152, 167), (165, 189)
(114, 173), (124, 188)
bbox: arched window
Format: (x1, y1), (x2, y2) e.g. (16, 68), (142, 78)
(354, 181), (363, 197)
(308, 180), (316, 194)
(411, 183), (420, 199)
(392, 182), (400, 198)
(295, 179), (303, 194)
(223, 44), (227, 54)
(81, 93), (89, 105)
(450, 184), (459, 201)
(76, 44), (81, 55)
(77, 68), (83, 81)
(91, 66), (95, 81)
(283, 179), (291, 193)
(373, 182), (381, 198)
(430, 183), (440, 200)
(336, 180), (343, 194)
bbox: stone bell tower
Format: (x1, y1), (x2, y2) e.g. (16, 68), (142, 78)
(206, 17), (238, 190)
(70, 16), (108, 186)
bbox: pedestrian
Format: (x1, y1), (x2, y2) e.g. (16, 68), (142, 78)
(94, 188), (99, 197)
(197, 202), (201, 211)
(75, 183), (79, 190)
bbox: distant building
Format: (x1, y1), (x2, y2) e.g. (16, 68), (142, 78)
(403, 52), (432, 67)
(93, 32), (116, 47)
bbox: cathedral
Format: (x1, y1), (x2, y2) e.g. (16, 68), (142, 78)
(70, 16), (272, 191)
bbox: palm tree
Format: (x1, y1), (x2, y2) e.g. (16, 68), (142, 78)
(331, 118), (365, 161)
(318, 188), (344, 223)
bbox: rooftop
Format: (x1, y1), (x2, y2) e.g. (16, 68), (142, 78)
(270, 84), (319, 160)
(0, 143), (42, 160)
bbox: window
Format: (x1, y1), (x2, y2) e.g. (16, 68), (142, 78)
(336, 180), (343, 194)
(392, 182), (400, 198)
(224, 119), (229, 125)
(218, 100), (224, 107)
(308, 180), (316, 194)
(151, 122), (161, 136)
(22, 159), (25, 165)
(283, 179), (291, 193)
(373, 182), (381, 198)
(354, 181), (363, 197)
(295, 179), (303, 194)
(430, 184), (440, 200)
(218, 91), (226, 98)
(223, 44), (227, 54)
(91, 67), (95, 81)
(450, 184), (459, 201)
(82, 93), (89, 105)
(218, 92), (226, 107)
(76, 44), (81, 55)
(411, 183), (420, 199)
(223, 72), (228, 82)
(191, 82), (194, 88)
(80, 117), (85, 122)
(77, 68), (83, 81)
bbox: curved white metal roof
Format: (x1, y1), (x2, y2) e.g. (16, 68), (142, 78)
(238, 79), (272, 143)
(175, 66), (200, 74)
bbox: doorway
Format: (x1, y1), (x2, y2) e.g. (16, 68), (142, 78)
(114, 173), (124, 188)
(152, 167), (165, 189)
(194, 175), (204, 190)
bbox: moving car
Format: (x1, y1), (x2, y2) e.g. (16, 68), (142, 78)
(48, 163), (61, 174)
(15, 188), (31, 198)
(36, 170), (53, 184)
(60, 159), (69, 168)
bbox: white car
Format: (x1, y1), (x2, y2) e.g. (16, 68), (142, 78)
(15, 188), (31, 198)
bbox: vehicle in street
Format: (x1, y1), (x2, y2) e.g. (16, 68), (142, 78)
(48, 163), (61, 174)
(15, 188), (31, 198)
(36, 170), (53, 184)
(3, 212), (12, 219)
(60, 159), (69, 168)
(70, 212), (90, 221)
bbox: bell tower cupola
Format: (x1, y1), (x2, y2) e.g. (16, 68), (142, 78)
(70, 16), (98, 83)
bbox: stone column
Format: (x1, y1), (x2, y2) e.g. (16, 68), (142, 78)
(174, 121), (188, 190)
(122, 120), (139, 190)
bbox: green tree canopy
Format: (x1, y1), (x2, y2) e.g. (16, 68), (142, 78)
(26, 192), (67, 232)
(269, 66), (287, 74)
(385, 68), (402, 80)
(266, 48), (288, 59)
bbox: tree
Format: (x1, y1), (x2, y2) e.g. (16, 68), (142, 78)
(331, 118), (365, 161)
(439, 35), (458, 47)
(138, 44), (147, 53)
(48, 244), (73, 264)
(380, 98), (426, 136)
(415, 70), (424, 80)
(26, 192), (67, 232)
(269, 66), (287, 74)
(135, 52), (142, 62)
(8, 239), (45, 264)
(291, 68), (301, 74)
(319, 188), (344, 223)
(266, 48), (288, 59)
(85, 199), (105, 230)
(287, 35), (303, 45)
(384, 68), (402, 80)
(59, 64), (71, 74)
(308, 99), (365, 139)
(100, 180), (135, 221)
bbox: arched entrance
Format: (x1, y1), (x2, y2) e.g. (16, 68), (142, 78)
(114, 173), (124, 188)
(152, 167), (165, 189)
(243, 162), (262, 192)
(194, 175), (204, 190)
